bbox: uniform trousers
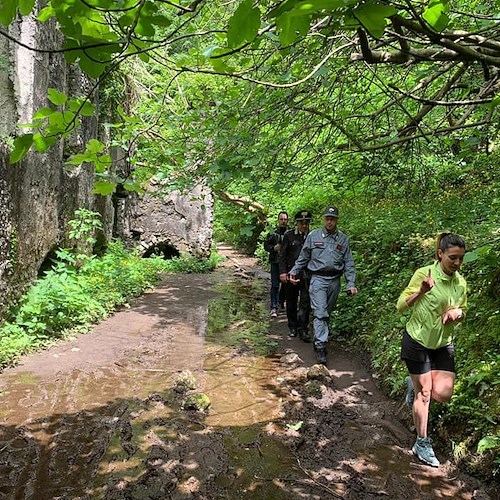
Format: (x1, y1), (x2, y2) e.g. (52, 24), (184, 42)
(284, 277), (310, 333)
(309, 275), (341, 349)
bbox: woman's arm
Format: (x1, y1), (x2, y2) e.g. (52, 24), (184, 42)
(397, 267), (435, 312)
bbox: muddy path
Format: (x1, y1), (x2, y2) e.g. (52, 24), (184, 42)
(0, 245), (493, 499)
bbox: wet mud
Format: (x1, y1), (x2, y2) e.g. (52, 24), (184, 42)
(0, 246), (494, 499)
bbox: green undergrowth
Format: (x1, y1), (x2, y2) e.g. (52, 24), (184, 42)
(330, 185), (499, 480)
(0, 241), (220, 370)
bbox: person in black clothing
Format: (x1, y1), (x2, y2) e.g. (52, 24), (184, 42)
(279, 210), (312, 341)
(264, 211), (289, 317)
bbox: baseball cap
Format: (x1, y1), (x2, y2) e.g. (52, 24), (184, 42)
(323, 206), (339, 217)
(294, 210), (312, 221)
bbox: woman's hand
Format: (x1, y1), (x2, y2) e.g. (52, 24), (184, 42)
(442, 307), (463, 324)
(420, 269), (435, 294)
(405, 269), (435, 308)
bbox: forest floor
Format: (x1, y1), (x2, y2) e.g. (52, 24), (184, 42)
(0, 245), (495, 499)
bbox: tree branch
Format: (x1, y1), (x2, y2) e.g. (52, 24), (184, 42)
(214, 191), (267, 224)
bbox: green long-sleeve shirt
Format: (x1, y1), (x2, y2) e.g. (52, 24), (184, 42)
(397, 262), (467, 349)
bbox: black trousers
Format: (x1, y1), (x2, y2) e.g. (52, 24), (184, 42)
(284, 277), (311, 332)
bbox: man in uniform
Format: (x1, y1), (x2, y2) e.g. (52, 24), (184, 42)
(279, 210), (313, 342)
(264, 211), (289, 317)
(289, 205), (357, 365)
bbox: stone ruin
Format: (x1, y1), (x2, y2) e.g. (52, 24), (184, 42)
(0, 11), (213, 315)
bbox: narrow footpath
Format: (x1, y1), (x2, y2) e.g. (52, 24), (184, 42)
(0, 245), (493, 499)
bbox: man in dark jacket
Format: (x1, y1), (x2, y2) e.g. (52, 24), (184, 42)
(279, 210), (312, 341)
(264, 211), (288, 317)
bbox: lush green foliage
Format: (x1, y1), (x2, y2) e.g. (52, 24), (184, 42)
(0, 241), (220, 369)
(4, 0), (499, 206)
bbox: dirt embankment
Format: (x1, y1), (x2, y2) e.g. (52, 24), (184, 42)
(0, 246), (495, 499)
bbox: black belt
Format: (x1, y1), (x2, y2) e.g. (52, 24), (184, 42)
(310, 270), (342, 277)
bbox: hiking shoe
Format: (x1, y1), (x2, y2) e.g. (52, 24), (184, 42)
(405, 376), (415, 409)
(288, 328), (297, 337)
(270, 308), (278, 318)
(299, 330), (311, 343)
(412, 437), (440, 467)
(316, 349), (327, 365)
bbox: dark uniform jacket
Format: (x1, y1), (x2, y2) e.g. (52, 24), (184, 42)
(279, 228), (308, 275)
(264, 226), (288, 264)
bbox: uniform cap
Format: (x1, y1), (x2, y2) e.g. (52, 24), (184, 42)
(323, 206), (339, 217)
(294, 210), (312, 221)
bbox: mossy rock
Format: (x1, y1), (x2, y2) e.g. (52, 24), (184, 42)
(174, 370), (197, 393)
(304, 380), (323, 397)
(182, 393), (211, 411)
(307, 364), (331, 381)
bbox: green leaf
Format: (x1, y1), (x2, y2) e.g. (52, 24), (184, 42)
(67, 99), (96, 117)
(463, 251), (479, 264)
(240, 225), (254, 237)
(123, 180), (145, 194)
(78, 54), (108, 79)
(210, 57), (235, 74)
(86, 139), (105, 154)
(32, 133), (56, 153)
(49, 110), (75, 128)
(93, 180), (117, 196)
(202, 45), (220, 58)
(37, 4), (55, 22)
(150, 14), (171, 28)
(95, 154), (112, 173)
(287, 0), (351, 16)
(32, 107), (55, 120)
(10, 134), (34, 164)
(0, 0), (18, 25)
(19, 0), (35, 15)
(422, 0), (450, 32)
(47, 88), (67, 105)
(354, 2), (397, 39)
(227, 0), (261, 48)
(276, 10), (310, 46)
(136, 17), (156, 37)
(80, 101), (96, 116)
(66, 153), (90, 166)
(269, 0), (299, 18)
(477, 436), (500, 454)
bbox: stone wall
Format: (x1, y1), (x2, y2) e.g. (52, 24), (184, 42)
(0, 12), (108, 313)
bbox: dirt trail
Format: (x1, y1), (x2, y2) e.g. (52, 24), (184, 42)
(0, 245), (493, 499)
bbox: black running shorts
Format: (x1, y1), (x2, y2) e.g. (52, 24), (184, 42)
(401, 330), (455, 374)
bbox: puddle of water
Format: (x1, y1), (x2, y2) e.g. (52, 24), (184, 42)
(206, 279), (278, 355)
(0, 271), (301, 498)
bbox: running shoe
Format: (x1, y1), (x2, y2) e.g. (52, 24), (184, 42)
(412, 437), (440, 467)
